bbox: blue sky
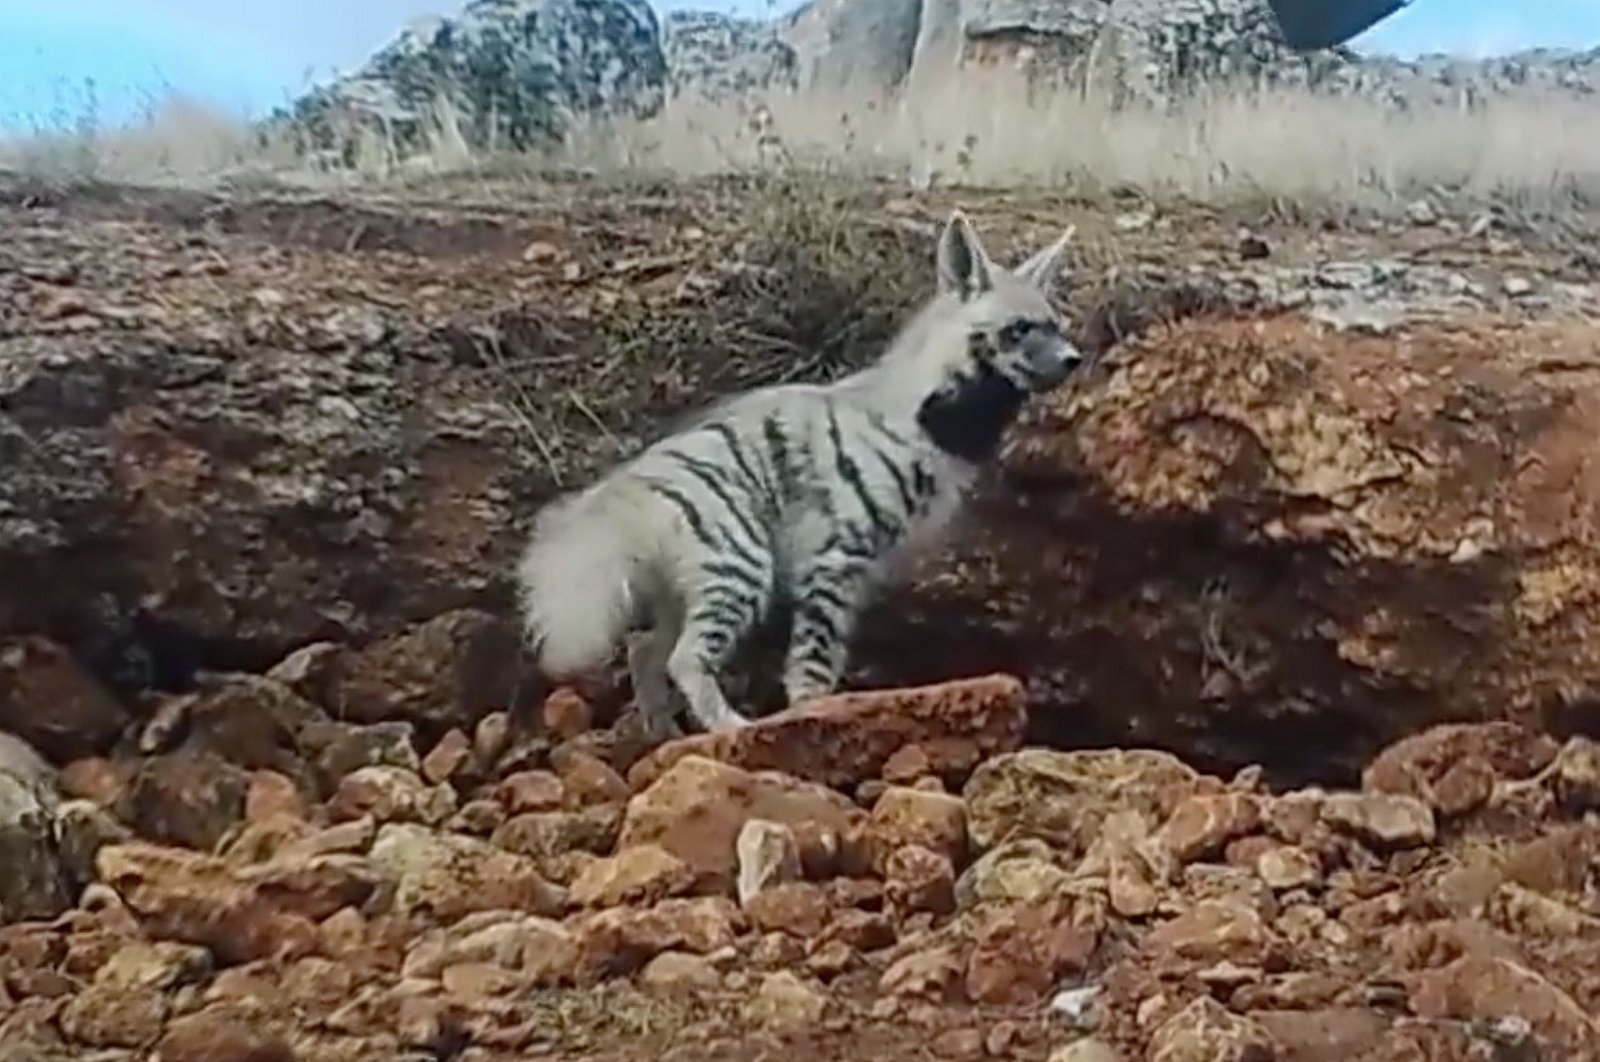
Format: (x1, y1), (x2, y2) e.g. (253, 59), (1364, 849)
(2, 0), (1598, 131)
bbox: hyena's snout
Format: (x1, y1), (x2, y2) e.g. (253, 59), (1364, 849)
(1024, 331), (1087, 391)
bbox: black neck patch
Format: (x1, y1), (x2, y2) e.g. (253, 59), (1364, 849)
(916, 363), (1028, 463)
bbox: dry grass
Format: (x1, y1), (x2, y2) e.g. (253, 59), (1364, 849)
(6, 60), (1600, 211)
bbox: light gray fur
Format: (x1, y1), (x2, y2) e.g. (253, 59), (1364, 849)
(517, 211), (1082, 737)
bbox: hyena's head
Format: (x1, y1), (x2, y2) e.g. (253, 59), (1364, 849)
(905, 210), (1083, 461)
(932, 209), (1082, 393)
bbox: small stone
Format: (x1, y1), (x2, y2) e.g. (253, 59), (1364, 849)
(881, 744), (935, 784)
(1405, 199), (1439, 226)
(474, 711), (513, 769)
(553, 749), (629, 806)
(746, 971), (826, 1033)
(1320, 792), (1435, 849)
(744, 881), (831, 938)
(328, 766), (456, 825)
(639, 951), (721, 992)
(447, 798), (506, 836)
(1146, 900), (1270, 964)
(737, 819), (802, 905)
(121, 751), (249, 852)
(421, 728), (472, 786)
(569, 844), (694, 907)
(1552, 736), (1600, 811)
(1503, 275), (1534, 298)
(245, 770), (307, 823)
(880, 946), (962, 1001)
(1159, 793), (1261, 863)
(883, 844), (955, 916)
(1147, 998), (1274, 1062)
(618, 756), (857, 893)
(866, 785), (968, 870)
(0, 636), (129, 760)
(1255, 844), (1321, 891)
(367, 823), (565, 921)
(1049, 1038), (1122, 1062)
(337, 609), (524, 731)
(155, 1008), (299, 1062)
(265, 641), (347, 709)
(60, 757), (127, 806)
(496, 770), (566, 814)
(542, 688), (594, 739)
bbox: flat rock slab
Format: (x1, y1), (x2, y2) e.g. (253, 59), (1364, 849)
(626, 673), (1027, 792)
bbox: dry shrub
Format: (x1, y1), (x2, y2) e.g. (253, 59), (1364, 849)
(558, 63), (1600, 210)
(6, 58), (1600, 211)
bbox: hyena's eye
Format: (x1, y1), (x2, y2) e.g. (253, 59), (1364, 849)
(998, 318), (1058, 346)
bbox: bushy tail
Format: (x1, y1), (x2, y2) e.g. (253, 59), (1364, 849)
(516, 485), (640, 679)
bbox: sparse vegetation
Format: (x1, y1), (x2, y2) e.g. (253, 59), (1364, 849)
(7, 62), (1600, 212)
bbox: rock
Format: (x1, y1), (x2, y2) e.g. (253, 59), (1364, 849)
(1147, 999), (1275, 1062)
(569, 844), (694, 907)
(59, 755), (126, 806)
(420, 728), (471, 786)
(0, 762), (71, 920)
(747, 970), (826, 1032)
(964, 749), (1199, 855)
(96, 842), (325, 963)
(1159, 793), (1262, 863)
(265, 640), (347, 709)
(618, 755), (858, 893)
(577, 896), (741, 979)
(367, 823), (564, 921)
(736, 819), (802, 905)
(865, 785), (968, 870)
(178, 673), (326, 778)
(1551, 736), (1600, 811)
(973, 316), (1600, 777)
(879, 945), (962, 1001)
(883, 844), (955, 917)
(119, 750), (250, 852)
(492, 806), (623, 878)
(302, 720), (420, 783)
(1049, 1039), (1123, 1062)
(1363, 722), (1557, 816)
(287, 0), (668, 156)
(964, 900), (1097, 1006)
(1410, 954), (1598, 1055)
(1146, 900), (1271, 964)
(552, 749), (629, 807)
(744, 882), (830, 938)
(1254, 844), (1321, 891)
(60, 985), (170, 1048)
(402, 913), (578, 985)
(55, 797), (134, 886)
(495, 770), (566, 814)
(328, 765), (456, 825)
(0, 636), (128, 760)
(639, 950), (721, 993)
(336, 609), (527, 732)
(155, 1007), (299, 1062)
(1248, 1008), (1391, 1060)
(541, 687), (593, 739)
(955, 838), (1072, 908)
(1320, 792), (1436, 849)
(245, 770), (308, 823)
(627, 675), (1027, 791)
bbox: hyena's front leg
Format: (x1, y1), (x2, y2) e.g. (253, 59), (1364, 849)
(782, 558), (874, 708)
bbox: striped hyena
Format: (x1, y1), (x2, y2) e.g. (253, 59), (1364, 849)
(517, 210), (1082, 738)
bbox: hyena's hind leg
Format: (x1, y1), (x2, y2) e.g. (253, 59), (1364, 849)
(625, 618), (685, 743)
(665, 563), (773, 732)
(782, 555), (876, 708)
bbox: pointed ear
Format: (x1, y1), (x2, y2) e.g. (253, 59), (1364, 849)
(1014, 225), (1075, 293)
(936, 210), (994, 300)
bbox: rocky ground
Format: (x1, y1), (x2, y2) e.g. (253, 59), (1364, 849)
(5, 172), (1600, 1060)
